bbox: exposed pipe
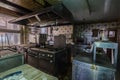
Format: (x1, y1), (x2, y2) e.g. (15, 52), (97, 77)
(104, 0), (111, 13)
(86, 0), (92, 15)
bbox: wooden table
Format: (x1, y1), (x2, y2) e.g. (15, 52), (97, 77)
(0, 64), (58, 80)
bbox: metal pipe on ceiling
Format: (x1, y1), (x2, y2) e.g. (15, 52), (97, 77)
(104, 0), (111, 13)
(86, 0), (92, 15)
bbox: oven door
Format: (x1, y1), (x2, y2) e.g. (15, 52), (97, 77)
(27, 52), (39, 68)
(38, 54), (55, 75)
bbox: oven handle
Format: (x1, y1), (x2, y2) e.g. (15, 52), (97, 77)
(39, 56), (50, 60)
(39, 57), (54, 63)
(27, 53), (38, 58)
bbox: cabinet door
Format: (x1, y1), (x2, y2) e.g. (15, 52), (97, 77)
(72, 61), (94, 80)
(38, 58), (54, 75)
(27, 55), (38, 68)
(96, 70), (115, 80)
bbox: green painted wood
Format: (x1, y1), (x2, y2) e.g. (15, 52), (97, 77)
(0, 54), (24, 72)
(0, 64), (58, 80)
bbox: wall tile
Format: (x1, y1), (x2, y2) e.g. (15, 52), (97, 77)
(74, 22), (119, 44)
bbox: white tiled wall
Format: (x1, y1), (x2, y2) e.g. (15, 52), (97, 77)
(74, 21), (120, 44)
(52, 25), (73, 35)
(49, 25), (73, 44)
(29, 25), (73, 44)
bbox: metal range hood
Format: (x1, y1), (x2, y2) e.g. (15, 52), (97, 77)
(9, 0), (120, 25)
(9, 3), (73, 27)
(63, 0), (120, 23)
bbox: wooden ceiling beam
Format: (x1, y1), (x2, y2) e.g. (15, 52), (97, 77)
(0, 28), (20, 33)
(0, 7), (22, 17)
(9, 7), (53, 23)
(33, 0), (52, 8)
(0, 0), (32, 14)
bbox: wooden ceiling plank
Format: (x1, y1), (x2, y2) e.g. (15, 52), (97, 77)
(0, 7), (22, 17)
(0, 0), (32, 14)
(9, 7), (53, 23)
(35, 15), (41, 22)
(33, 0), (44, 7)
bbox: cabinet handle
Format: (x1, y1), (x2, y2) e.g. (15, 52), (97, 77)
(91, 64), (97, 70)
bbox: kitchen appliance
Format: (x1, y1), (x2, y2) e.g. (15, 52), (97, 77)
(38, 50), (55, 74)
(38, 48), (67, 76)
(27, 47), (67, 76)
(27, 48), (39, 68)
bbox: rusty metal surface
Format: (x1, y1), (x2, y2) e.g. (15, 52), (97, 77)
(72, 54), (115, 80)
(0, 64), (58, 80)
(93, 41), (118, 67)
(0, 54), (24, 72)
(0, 50), (17, 58)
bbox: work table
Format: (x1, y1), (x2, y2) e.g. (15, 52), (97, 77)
(0, 64), (58, 80)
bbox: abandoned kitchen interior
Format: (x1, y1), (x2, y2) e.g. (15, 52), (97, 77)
(0, 0), (120, 80)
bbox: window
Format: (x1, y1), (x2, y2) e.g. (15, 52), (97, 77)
(0, 33), (20, 46)
(40, 28), (47, 34)
(0, 15), (21, 47)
